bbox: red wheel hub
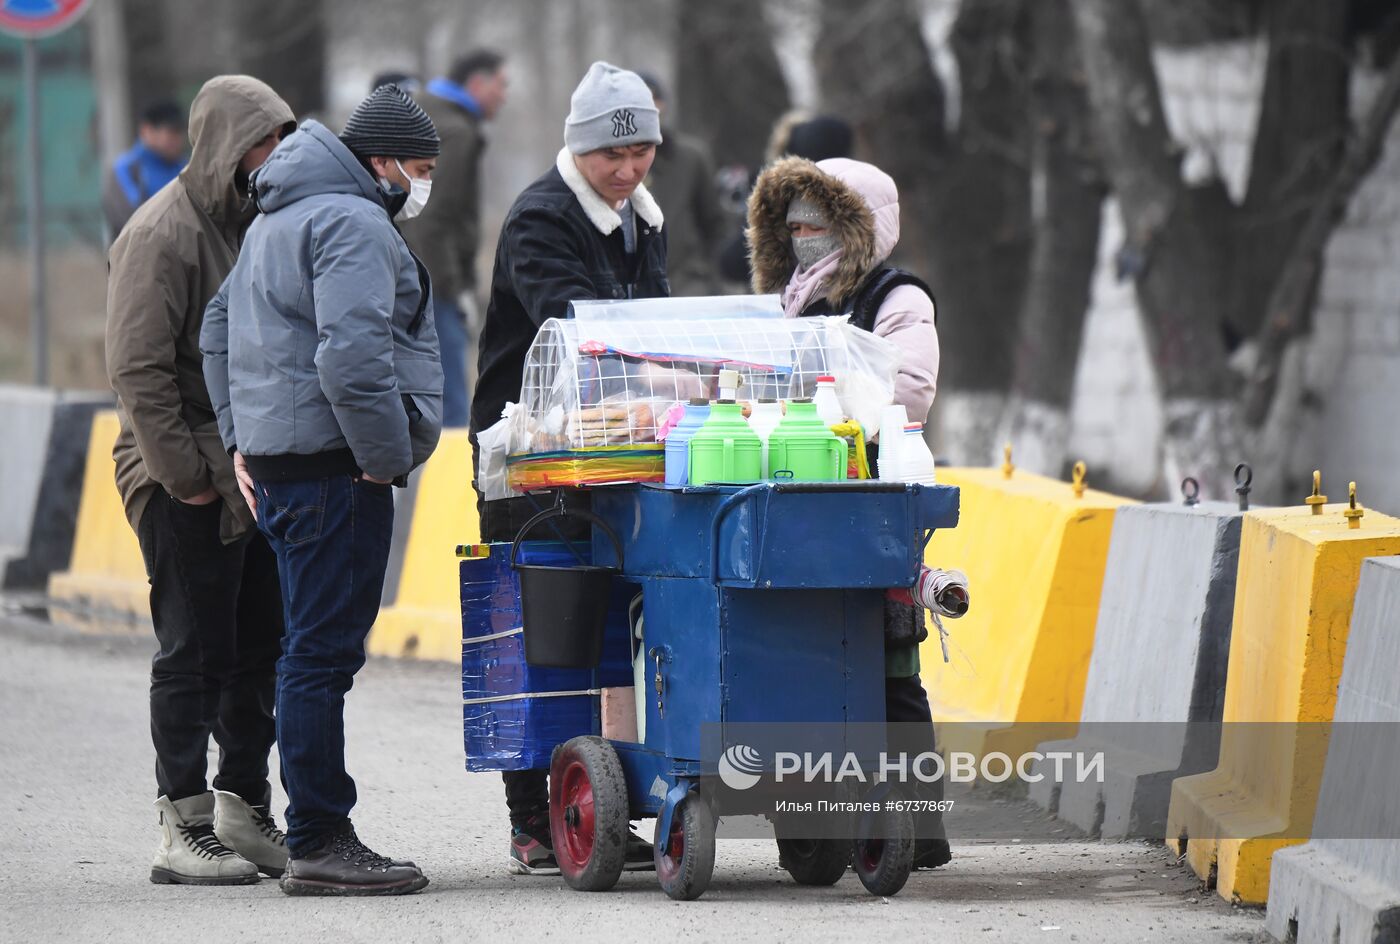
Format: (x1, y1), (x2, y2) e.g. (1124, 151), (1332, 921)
(556, 759), (596, 872)
(857, 838), (884, 874)
(656, 811), (686, 881)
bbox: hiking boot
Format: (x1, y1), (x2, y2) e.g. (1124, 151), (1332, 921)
(623, 829), (655, 872)
(507, 814), (559, 875)
(279, 824), (428, 897)
(150, 793), (260, 886)
(213, 790), (289, 878)
(913, 837), (952, 870)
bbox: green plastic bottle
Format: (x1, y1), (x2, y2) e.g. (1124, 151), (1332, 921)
(767, 399), (848, 482)
(688, 400), (762, 485)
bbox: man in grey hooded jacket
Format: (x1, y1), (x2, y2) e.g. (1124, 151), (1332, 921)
(202, 85), (443, 897)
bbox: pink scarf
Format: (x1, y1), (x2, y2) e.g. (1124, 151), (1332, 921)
(780, 249), (843, 318)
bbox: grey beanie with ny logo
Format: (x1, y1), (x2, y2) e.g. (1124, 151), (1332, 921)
(564, 61), (663, 155)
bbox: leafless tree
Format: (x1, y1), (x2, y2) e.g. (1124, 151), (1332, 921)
(1073, 0), (1400, 500)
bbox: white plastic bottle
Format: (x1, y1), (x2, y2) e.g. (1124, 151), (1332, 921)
(749, 398), (784, 477)
(877, 404), (908, 480)
(899, 422), (937, 485)
(813, 375), (843, 426)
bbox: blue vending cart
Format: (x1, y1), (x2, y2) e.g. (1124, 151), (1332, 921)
(503, 479), (959, 900)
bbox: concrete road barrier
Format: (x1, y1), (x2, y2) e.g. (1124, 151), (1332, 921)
(1265, 555), (1400, 944)
(368, 430), (479, 661)
(46, 411), (149, 632)
(1166, 504), (1400, 905)
(921, 466), (1135, 763)
(1028, 501), (1242, 840)
(0, 386), (111, 591)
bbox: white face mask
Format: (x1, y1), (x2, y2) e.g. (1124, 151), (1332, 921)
(383, 159), (432, 221)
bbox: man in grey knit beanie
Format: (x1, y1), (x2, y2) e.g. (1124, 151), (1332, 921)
(564, 61), (662, 155)
(470, 60), (668, 878)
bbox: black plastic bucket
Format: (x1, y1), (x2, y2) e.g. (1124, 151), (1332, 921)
(510, 503), (624, 668)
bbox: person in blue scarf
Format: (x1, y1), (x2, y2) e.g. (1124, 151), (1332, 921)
(400, 49), (508, 428)
(102, 100), (188, 242)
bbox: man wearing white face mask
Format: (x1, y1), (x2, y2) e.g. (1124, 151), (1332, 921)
(200, 84), (443, 896)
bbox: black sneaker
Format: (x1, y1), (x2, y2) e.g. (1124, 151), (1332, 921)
(279, 825), (428, 896)
(913, 838), (952, 870)
(508, 814), (560, 875)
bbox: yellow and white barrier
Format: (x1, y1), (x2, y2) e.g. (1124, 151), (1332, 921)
(1166, 498), (1400, 905)
(920, 463), (1135, 762)
(368, 430), (479, 661)
(46, 411), (150, 632)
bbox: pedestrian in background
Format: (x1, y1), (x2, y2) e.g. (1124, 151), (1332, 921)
(202, 84), (443, 897)
(636, 71), (724, 296)
(102, 99), (189, 241)
(401, 49), (509, 427)
(471, 60), (667, 876)
(106, 75), (295, 887)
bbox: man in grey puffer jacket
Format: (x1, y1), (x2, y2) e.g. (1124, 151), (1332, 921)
(201, 85), (443, 897)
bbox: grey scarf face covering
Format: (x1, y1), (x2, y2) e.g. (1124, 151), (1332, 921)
(792, 232), (842, 270)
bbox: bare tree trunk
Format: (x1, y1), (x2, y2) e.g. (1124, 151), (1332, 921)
(817, 0), (1030, 464)
(121, 0), (173, 113)
(234, 0), (326, 117)
(1072, 0), (1241, 496)
(676, 0), (791, 170)
(1000, 0), (1105, 477)
(1226, 0), (1349, 346)
(1246, 48), (1400, 500)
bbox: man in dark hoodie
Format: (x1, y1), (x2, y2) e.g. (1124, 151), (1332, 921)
(202, 85), (443, 896)
(106, 75), (295, 887)
(471, 60), (668, 876)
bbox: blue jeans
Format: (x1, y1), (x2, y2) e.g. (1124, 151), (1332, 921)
(435, 294), (470, 428)
(254, 475), (394, 856)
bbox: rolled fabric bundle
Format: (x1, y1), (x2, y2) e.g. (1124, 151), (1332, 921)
(912, 566), (969, 617)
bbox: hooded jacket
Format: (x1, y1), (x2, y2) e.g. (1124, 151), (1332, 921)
(201, 120), (444, 483)
(748, 156), (940, 423)
(106, 75), (295, 543)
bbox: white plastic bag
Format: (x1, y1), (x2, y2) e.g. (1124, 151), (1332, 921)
(476, 403), (525, 501)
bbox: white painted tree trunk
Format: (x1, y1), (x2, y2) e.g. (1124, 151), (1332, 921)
(997, 398), (1071, 479)
(935, 391), (1008, 467)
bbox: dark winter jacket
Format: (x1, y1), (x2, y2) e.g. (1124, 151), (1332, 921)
(399, 80), (486, 299)
(201, 119), (443, 483)
(645, 129), (723, 296)
(470, 148), (669, 437)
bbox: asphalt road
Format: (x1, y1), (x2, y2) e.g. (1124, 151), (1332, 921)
(1, 611), (1268, 943)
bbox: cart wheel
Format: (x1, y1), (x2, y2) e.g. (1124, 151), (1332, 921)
(549, 736), (629, 892)
(852, 805), (915, 897)
(774, 817), (849, 886)
(654, 792), (716, 901)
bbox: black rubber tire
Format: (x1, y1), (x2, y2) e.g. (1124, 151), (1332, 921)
(654, 793), (716, 901)
(852, 805), (915, 897)
(774, 817), (849, 886)
(549, 736), (629, 892)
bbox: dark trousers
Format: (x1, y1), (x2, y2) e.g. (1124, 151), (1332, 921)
(254, 475), (394, 857)
(886, 672), (948, 842)
(137, 491), (283, 806)
(476, 484), (591, 829)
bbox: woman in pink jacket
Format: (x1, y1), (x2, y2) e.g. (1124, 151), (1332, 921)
(747, 155), (949, 871)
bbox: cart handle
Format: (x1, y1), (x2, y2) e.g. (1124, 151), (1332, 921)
(709, 484), (770, 583)
(510, 497), (625, 571)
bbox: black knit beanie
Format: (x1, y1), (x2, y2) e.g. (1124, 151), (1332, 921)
(340, 84), (440, 160)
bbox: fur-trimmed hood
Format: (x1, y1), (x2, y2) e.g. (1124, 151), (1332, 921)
(555, 147), (663, 236)
(747, 156), (900, 306)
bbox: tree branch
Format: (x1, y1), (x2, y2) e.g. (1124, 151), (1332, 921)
(1242, 48), (1400, 426)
